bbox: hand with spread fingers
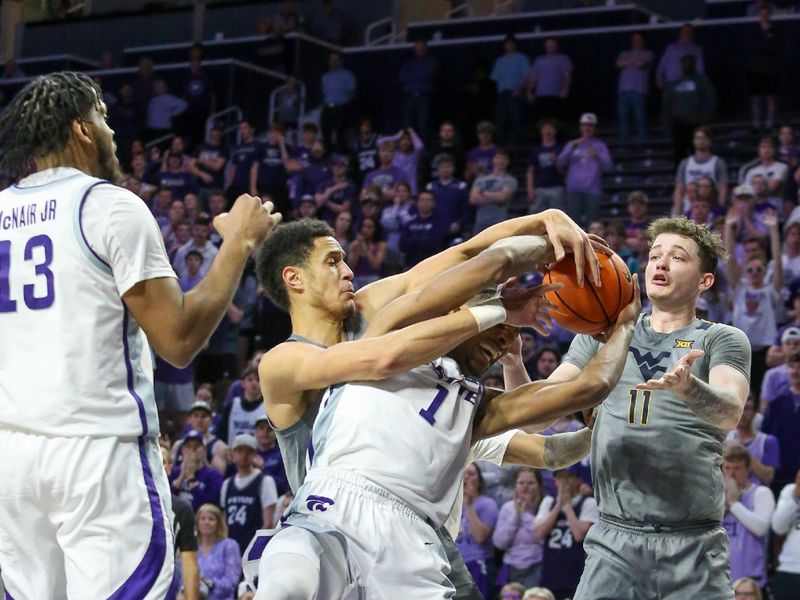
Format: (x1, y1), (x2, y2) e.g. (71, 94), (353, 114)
(498, 277), (562, 334)
(539, 209), (601, 288)
(636, 349), (705, 394)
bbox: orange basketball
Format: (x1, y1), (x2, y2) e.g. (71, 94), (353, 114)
(543, 251), (635, 335)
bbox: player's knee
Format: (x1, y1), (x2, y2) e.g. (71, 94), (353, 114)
(255, 552), (321, 600)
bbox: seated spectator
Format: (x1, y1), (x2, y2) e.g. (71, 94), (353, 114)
(173, 215), (219, 279)
(146, 79), (188, 140)
(221, 433), (278, 555)
(170, 431), (224, 511)
(217, 366), (266, 446)
(526, 119), (564, 214)
(400, 190), (448, 268)
(351, 117), (379, 187)
(251, 122), (291, 216)
(362, 140), (407, 203)
(425, 154), (470, 240)
(470, 149), (517, 234)
(150, 187), (173, 229)
(465, 121), (498, 183)
(494, 468), (544, 588)
(378, 127), (424, 195)
(161, 198), (186, 248)
(557, 114), (612, 228)
(721, 444), (775, 589)
(314, 154), (356, 225)
(423, 120), (466, 184)
(190, 124), (227, 194)
(739, 137), (789, 214)
(333, 210), (353, 252)
(535, 467), (598, 600)
(762, 326), (800, 409)
(161, 447), (200, 600)
(727, 396), (779, 486)
(158, 152), (198, 201)
(455, 463), (499, 598)
(173, 398), (229, 474)
(347, 216), (387, 289)
(725, 205), (781, 393)
(380, 181), (415, 254)
(762, 353), (800, 491)
(770, 468), (800, 600)
(523, 588), (555, 600)
(253, 415), (290, 496)
(193, 504), (242, 600)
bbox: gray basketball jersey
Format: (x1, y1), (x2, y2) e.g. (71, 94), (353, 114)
(564, 314), (751, 524)
(272, 312), (368, 493)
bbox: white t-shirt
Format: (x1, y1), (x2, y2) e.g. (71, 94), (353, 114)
(0, 167), (176, 437)
(731, 281), (780, 349)
(771, 484), (800, 574)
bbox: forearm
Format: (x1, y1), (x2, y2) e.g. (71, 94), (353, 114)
(679, 375), (742, 430)
(564, 507), (591, 542)
(466, 505), (492, 543)
(543, 429), (592, 470)
(492, 511), (519, 548)
(503, 357), (531, 390)
(181, 552), (200, 600)
(729, 502), (771, 537)
(771, 496), (799, 534)
(533, 505), (559, 541)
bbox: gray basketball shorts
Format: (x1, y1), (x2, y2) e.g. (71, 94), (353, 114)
(573, 517), (733, 600)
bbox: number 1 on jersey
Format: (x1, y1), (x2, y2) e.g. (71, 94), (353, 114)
(627, 389), (651, 426)
(419, 385), (448, 425)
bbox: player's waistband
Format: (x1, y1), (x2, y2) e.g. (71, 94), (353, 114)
(304, 467), (429, 524)
(600, 513), (720, 534)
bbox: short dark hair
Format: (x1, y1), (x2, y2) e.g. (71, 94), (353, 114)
(241, 365), (259, 380)
(0, 71), (102, 178)
(185, 249), (203, 262)
(256, 219), (335, 311)
(723, 443), (751, 468)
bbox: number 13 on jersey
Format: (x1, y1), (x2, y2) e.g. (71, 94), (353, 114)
(0, 235), (55, 312)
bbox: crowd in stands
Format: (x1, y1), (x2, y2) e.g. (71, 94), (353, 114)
(2, 3), (800, 599)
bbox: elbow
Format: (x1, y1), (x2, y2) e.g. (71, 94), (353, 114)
(158, 344), (196, 369)
(372, 350), (404, 380)
(575, 377), (613, 408)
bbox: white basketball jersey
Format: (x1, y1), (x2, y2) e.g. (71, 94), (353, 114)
(307, 357), (483, 525)
(0, 167), (176, 437)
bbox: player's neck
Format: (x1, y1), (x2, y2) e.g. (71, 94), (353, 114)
(291, 307), (346, 347)
(36, 149), (96, 177)
(648, 304), (696, 333)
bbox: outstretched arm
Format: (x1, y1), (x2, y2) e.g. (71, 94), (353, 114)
(354, 209), (601, 320)
(502, 428), (592, 469)
(473, 279), (640, 440)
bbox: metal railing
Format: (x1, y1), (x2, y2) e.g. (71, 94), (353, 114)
(364, 17), (397, 45)
(205, 106), (243, 146)
(268, 80), (306, 130)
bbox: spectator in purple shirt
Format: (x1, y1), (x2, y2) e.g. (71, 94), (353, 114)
(362, 140), (407, 203)
(616, 31), (654, 142)
(378, 127), (424, 195)
(492, 468), (544, 589)
(527, 119), (564, 213)
(656, 24), (705, 89)
(400, 190), (448, 268)
(193, 504), (242, 600)
(726, 396), (781, 487)
(398, 39), (436, 139)
(762, 326), (800, 411)
(425, 154), (470, 239)
(456, 463), (499, 598)
(465, 121), (499, 184)
(170, 431), (224, 512)
(294, 139), (332, 206)
(762, 351), (800, 491)
(557, 113), (613, 227)
(158, 152), (198, 200)
(526, 37), (573, 124)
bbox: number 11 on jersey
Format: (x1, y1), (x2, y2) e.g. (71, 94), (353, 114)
(627, 389), (651, 426)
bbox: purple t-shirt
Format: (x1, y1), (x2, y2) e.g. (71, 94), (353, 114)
(362, 166), (407, 191)
(170, 464), (224, 512)
(456, 495), (499, 563)
(530, 53), (573, 97)
(557, 139), (613, 195)
(467, 145), (498, 178)
(617, 48), (654, 93)
(761, 364), (789, 405)
(656, 41), (705, 84)
(492, 500), (543, 569)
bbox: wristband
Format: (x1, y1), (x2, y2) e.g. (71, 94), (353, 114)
(468, 305), (507, 333)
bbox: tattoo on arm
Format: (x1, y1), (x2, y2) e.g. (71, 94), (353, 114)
(543, 429), (592, 470)
(682, 375), (741, 429)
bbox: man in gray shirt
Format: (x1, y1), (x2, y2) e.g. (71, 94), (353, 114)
(548, 216), (751, 599)
(469, 149), (518, 235)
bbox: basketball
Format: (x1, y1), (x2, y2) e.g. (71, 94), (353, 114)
(544, 251), (635, 335)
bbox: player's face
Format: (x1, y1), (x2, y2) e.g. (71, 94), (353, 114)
(87, 102), (123, 184)
(645, 234), (710, 306)
(452, 324), (518, 378)
(722, 459), (749, 487)
(189, 409), (211, 432)
(304, 236), (355, 320)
